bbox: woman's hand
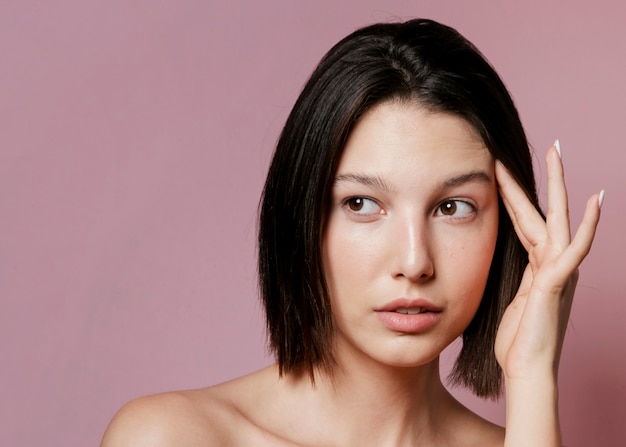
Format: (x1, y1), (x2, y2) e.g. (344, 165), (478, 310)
(494, 141), (602, 446)
(494, 141), (602, 380)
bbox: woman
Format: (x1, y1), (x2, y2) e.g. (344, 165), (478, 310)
(101, 18), (603, 446)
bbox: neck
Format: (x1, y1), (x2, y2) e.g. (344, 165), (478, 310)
(282, 356), (459, 446)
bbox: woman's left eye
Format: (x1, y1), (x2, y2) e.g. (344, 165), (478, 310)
(343, 197), (382, 215)
(436, 200), (475, 218)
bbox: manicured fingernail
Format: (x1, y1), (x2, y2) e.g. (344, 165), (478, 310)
(599, 189), (606, 209)
(554, 139), (562, 158)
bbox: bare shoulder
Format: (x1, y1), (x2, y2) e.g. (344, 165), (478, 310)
(100, 388), (238, 447)
(451, 403), (505, 447)
(100, 366), (282, 447)
(467, 416), (505, 447)
(446, 394), (505, 447)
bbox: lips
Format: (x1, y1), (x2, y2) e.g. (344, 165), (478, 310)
(374, 298), (442, 333)
(375, 298), (442, 314)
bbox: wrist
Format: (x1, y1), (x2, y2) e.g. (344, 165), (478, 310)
(503, 377), (561, 447)
(505, 375), (559, 405)
(502, 356), (559, 384)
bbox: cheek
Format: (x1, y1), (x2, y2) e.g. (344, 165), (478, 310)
(442, 218), (498, 295)
(441, 239), (496, 331)
(322, 220), (350, 298)
(323, 218), (382, 282)
(322, 223), (360, 328)
(473, 235), (498, 298)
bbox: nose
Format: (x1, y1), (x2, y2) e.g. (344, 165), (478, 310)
(390, 214), (434, 282)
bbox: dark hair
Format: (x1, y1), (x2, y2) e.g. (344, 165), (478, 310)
(258, 18), (540, 398)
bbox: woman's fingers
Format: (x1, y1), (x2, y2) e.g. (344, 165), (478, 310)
(495, 160), (546, 251)
(561, 192), (603, 271)
(546, 141), (571, 248)
(497, 143), (603, 285)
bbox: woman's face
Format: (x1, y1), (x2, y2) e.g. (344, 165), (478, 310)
(323, 101), (499, 368)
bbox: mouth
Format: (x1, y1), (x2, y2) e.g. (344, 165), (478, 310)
(393, 307), (429, 315)
(375, 301), (442, 333)
(375, 298), (442, 314)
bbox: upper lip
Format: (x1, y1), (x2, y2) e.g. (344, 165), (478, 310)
(375, 298), (442, 313)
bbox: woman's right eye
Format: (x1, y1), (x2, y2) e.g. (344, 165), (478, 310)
(343, 197), (382, 215)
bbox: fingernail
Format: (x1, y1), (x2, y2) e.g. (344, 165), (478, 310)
(599, 189), (606, 209)
(554, 139), (562, 159)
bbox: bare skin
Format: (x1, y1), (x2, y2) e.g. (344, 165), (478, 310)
(101, 103), (602, 447)
(101, 364), (503, 447)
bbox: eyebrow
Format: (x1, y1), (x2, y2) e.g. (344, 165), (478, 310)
(443, 171), (492, 187)
(334, 173), (392, 192)
(334, 170), (492, 191)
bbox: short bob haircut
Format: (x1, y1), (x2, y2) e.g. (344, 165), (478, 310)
(258, 18), (541, 398)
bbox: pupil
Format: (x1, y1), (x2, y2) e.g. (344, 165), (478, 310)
(442, 201), (456, 215)
(349, 198), (363, 211)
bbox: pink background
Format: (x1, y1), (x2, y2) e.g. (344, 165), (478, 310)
(1, 1), (624, 445)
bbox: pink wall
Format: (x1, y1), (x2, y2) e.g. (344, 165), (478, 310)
(1, 1), (623, 445)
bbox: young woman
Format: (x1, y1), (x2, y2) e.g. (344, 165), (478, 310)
(101, 18), (603, 446)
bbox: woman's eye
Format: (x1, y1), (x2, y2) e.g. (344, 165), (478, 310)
(344, 197), (382, 215)
(436, 200), (475, 218)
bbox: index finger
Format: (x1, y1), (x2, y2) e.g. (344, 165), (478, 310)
(495, 160), (546, 251)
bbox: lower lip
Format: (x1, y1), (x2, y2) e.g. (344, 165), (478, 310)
(375, 311), (441, 333)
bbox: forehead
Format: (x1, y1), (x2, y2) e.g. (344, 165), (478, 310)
(337, 101), (491, 178)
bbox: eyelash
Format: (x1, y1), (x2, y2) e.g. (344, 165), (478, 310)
(341, 197), (477, 220)
(342, 197), (382, 215)
(435, 199), (476, 219)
